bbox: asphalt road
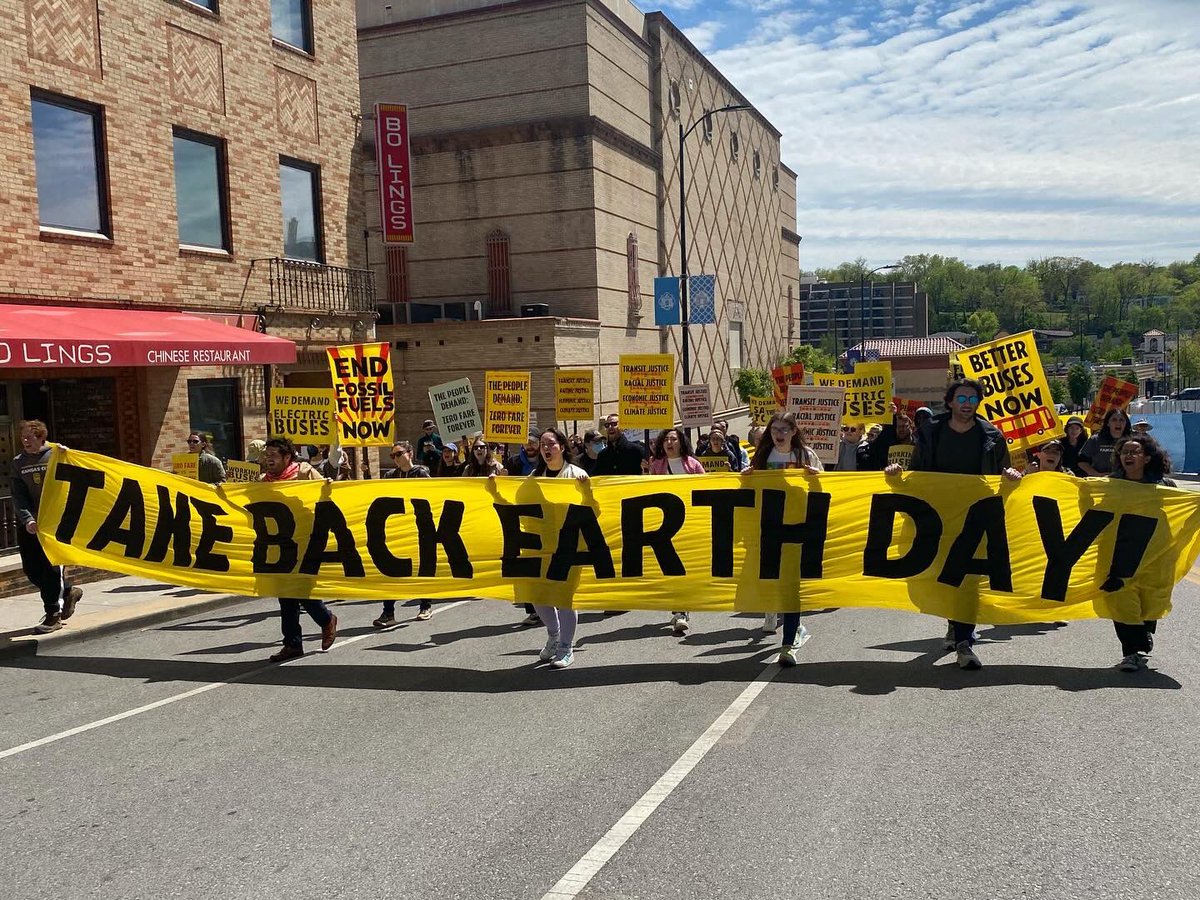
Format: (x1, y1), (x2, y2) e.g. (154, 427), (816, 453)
(3, 580), (1199, 900)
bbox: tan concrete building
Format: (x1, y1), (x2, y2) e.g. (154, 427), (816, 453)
(0, 0), (372, 551)
(357, 0), (800, 451)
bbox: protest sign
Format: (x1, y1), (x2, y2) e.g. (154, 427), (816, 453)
(326, 343), (395, 446)
(618, 354), (674, 429)
(428, 378), (481, 440)
(678, 384), (712, 428)
(40, 447), (1200, 623)
(1084, 376), (1139, 432)
(749, 395), (776, 426)
(555, 370), (595, 421)
(955, 331), (1063, 453)
(771, 363), (805, 407)
(269, 388), (335, 441)
(483, 371), (531, 443)
(812, 362), (893, 426)
(786, 384), (844, 465)
(170, 453), (198, 481)
(224, 461), (261, 483)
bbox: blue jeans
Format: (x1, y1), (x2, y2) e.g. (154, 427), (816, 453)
(279, 598), (333, 649)
(782, 612), (802, 646)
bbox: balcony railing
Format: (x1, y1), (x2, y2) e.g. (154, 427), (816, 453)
(241, 258), (376, 316)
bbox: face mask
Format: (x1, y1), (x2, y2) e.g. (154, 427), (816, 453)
(591, 441), (606, 453)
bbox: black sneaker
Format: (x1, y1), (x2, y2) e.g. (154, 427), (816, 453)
(61, 587), (83, 620)
(34, 614), (63, 634)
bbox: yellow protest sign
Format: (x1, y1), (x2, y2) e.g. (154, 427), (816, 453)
(886, 443), (915, 470)
(269, 388), (335, 441)
(749, 395), (776, 426)
(812, 362), (892, 426)
(1084, 376), (1139, 432)
(696, 454), (732, 473)
(327, 343), (395, 446)
(224, 460), (261, 483)
(36, 447), (1200, 624)
(484, 370), (531, 442)
(555, 369), (595, 420)
(619, 354), (674, 428)
(956, 331), (1063, 453)
(170, 453), (198, 481)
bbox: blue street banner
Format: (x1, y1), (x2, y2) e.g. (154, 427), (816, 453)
(653, 276), (681, 326)
(689, 274), (716, 325)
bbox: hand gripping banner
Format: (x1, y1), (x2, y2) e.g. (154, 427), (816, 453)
(35, 448), (1200, 625)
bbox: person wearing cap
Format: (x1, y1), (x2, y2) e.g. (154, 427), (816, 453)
(1061, 415), (1089, 476)
(415, 419), (443, 470)
(504, 430), (543, 476)
(1133, 420), (1153, 435)
(435, 442), (464, 476)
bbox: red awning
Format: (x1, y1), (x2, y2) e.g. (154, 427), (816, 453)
(0, 304), (296, 369)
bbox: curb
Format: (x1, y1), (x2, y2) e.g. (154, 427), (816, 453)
(0, 593), (250, 661)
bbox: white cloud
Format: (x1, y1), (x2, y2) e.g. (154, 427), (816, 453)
(683, 19), (724, 52)
(707, 0), (1200, 267)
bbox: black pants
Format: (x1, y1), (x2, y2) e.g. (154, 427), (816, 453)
(18, 528), (71, 617)
(1113, 620), (1157, 656)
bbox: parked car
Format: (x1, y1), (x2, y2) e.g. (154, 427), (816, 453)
(1149, 395), (1170, 402)
(1175, 388), (1200, 401)
(1054, 403), (1069, 415)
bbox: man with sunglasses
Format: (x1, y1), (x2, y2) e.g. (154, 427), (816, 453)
(383, 441), (430, 479)
(886, 377), (1021, 670)
(186, 431), (226, 485)
(835, 423), (870, 471)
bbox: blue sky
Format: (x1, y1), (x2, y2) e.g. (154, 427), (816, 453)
(639, 0), (1200, 271)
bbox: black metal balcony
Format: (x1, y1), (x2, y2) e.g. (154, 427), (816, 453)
(249, 258), (376, 316)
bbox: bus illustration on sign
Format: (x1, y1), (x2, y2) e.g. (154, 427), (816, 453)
(996, 405), (1055, 443)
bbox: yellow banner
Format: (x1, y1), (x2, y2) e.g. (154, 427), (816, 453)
(269, 388), (335, 441)
(812, 362), (893, 426)
(749, 395), (776, 427)
(619, 354), (674, 429)
(956, 331), (1063, 453)
(36, 448), (1200, 624)
(327, 342), (395, 446)
(555, 369), (595, 421)
(484, 370), (531, 443)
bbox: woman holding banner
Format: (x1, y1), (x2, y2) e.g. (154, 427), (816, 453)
(650, 427), (706, 634)
(525, 427), (590, 668)
(1077, 409), (1130, 476)
(1107, 434), (1177, 672)
(748, 412), (823, 665)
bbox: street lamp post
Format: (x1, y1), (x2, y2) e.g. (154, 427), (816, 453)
(856, 263), (901, 368)
(678, 103), (751, 388)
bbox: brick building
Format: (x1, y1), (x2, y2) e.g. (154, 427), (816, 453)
(356, 0), (800, 454)
(841, 337), (967, 406)
(799, 279), (929, 350)
(0, 0), (371, 552)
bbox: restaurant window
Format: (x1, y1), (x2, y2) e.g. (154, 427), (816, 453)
(173, 128), (230, 251)
(385, 245), (410, 304)
(188, 378), (242, 461)
(486, 229), (512, 314)
(272, 0), (313, 54)
(31, 90), (110, 236)
(280, 157), (323, 262)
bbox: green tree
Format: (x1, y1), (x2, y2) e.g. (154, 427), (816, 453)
(965, 309), (1000, 341)
(778, 343), (835, 374)
(1048, 377), (1067, 405)
(1067, 364), (1092, 407)
(732, 367), (773, 403)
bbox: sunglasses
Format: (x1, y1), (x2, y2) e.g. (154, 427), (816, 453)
(391, 450), (407, 458)
(954, 395), (980, 404)
(186, 439), (201, 444)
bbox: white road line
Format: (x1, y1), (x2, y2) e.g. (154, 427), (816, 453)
(540, 664), (782, 900)
(0, 600), (472, 761)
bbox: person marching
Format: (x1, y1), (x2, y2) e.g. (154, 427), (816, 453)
(1077, 408), (1130, 477)
(748, 412), (823, 665)
(1107, 433), (1177, 672)
(260, 438), (338, 661)
(374, 441), (432, 627)
(11, 420), (83, 633)
(526, 427), (590, 668)
(886, 378), (1022, 670)
(186, 431), (226, 484)
(648, 427), (705, 634)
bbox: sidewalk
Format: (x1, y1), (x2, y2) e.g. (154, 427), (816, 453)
(0, 573), (244, 660)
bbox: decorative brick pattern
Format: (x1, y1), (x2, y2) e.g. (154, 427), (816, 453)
(168, 25), (225, 115)
(276, 67), (319, 143)
(26, 0), (100, 75)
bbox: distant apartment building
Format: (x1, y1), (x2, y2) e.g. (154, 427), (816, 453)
(0, 0), (372, 555)
(356, 0), (801, 446)
(799, 279), (928, 348)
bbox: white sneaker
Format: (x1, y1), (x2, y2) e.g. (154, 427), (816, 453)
(551, 643), (574, 668)
(762, 612), (779, 633)
(956, 641), (982, 670)
(539, 634), (560, 662)
(673, 614), (690, 634)
(792, 624), (810, 648)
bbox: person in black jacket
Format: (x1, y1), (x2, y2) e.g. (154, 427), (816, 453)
(885, 378), (1022, 671)
(593, 414), (646, 475)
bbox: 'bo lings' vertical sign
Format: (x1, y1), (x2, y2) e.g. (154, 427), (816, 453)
(374, 103), (415, 244)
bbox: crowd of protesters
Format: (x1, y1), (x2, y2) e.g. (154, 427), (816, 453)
(11, 381), (1183, 675)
